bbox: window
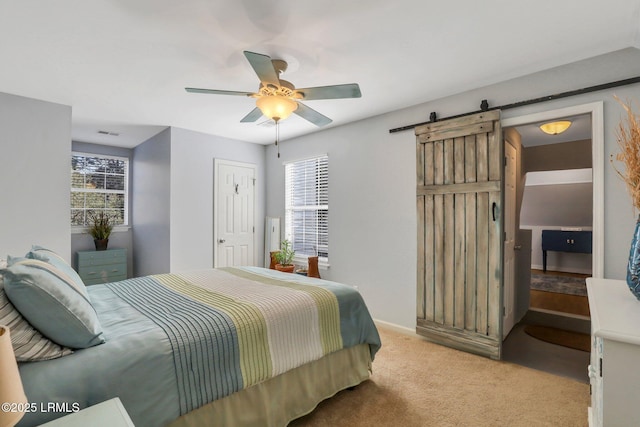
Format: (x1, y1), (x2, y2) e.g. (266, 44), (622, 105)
(285, 155), (329, 262)
(71, 153), (128, 227)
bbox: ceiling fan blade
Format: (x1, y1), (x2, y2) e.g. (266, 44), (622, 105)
(244, 51), (281, 88)
(185, 87), (255, 96)
(295, 83), (362, 100)
(240, 107), (264, 123)
(294, 102), (332, 127)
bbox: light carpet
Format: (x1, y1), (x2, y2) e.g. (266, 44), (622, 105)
(290, 325), (589, 426)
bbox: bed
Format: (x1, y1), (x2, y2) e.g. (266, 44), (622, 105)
(12, 265), (381, 427)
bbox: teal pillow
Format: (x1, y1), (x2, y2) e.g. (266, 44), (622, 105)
(0, 280), (73, 361)
(3, 257), (105, 349)
(26, 245), (90, 301)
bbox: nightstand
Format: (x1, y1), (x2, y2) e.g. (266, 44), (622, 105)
(76, 248), (127, 285)
(37, 397), (134, 426)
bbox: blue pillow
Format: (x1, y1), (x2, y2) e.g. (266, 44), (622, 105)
(26, 245), (90, 301)
(3, 257), (105, 349)
(0, 280), (73, 361)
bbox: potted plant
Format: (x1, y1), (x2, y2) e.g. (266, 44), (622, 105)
(275, 239), (295, 273)
(88, 211), (114, 251)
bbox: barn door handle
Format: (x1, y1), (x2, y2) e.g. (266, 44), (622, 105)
(492, 202), (497, 221)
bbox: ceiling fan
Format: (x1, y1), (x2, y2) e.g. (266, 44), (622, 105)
(185, 51), (362, 127)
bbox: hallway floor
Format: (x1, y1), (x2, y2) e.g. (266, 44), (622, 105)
(503, 322), (590, 383)
(504, 270), (591, 383)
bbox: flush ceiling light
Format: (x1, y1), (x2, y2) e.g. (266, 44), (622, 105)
(539, 120), (572, 135)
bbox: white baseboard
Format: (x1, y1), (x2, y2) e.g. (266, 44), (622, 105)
(373, 319), (418, 337)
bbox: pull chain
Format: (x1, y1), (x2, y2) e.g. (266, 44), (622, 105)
(274, 118), (281, 158)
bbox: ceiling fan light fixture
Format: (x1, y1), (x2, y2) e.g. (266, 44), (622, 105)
(539, 120), (572, 135)
(256, 95), (298, 121)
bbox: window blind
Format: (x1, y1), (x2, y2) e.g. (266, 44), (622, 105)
(285, 155), (328, 261)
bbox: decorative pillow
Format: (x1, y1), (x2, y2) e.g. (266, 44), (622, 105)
(3, 258), (105, 349)
(26, 245), (90, 301)
(0, 279), (73, 361)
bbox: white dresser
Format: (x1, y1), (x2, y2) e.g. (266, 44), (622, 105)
(587, 278), (640, 427)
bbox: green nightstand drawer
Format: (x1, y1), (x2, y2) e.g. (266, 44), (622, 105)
(76, 249), (127, 285)
(77, 249), (126, 267)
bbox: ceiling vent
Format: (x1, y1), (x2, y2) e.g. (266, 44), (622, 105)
(97, 130), (120, 136)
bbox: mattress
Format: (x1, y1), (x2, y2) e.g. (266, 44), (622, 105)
(17, 266), (380, 426)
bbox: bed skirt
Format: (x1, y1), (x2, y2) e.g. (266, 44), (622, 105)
(169, 343), (372, 427)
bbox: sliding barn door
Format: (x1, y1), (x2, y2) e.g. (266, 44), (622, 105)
(416, 110), (503, 359)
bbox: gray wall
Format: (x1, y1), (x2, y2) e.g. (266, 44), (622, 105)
(131, 127), (266, 276)
(524, 139), (592, 172)
(265, 47), (640, 329)
(521, 183), (593, 226)
(132, 128), (171, 277)
(70, 141), (135, 277)
(0, 92), (72, 261)
(168, 127), (266, 272)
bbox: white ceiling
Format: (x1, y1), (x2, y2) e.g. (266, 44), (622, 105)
(1, 0), (639, 148)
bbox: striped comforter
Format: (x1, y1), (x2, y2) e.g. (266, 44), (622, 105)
(105, 266), (379, 415)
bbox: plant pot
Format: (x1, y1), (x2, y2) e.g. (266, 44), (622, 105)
(307, 256), (320, 279)
(275, 264), (295, 273)
(269, 251), (279, 269)
(94, 239), (109, 251)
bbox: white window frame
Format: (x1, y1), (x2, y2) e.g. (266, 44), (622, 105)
(71, 152), (129, 230)
(284, 155), (329, 268)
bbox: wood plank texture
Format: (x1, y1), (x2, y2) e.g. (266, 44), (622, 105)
(453, 136), (465, 329)
(417, 195), (426, 320)
(416, 141), (425, 320)
(434, 193), (444, 324)
(425, 195), (435, 322)
(415, 110), (500, 136)
(417, 181), (500, 196)
(417, 122), (495, 143)
(424, 143), (435, 322)
(416, 110), (503, 359)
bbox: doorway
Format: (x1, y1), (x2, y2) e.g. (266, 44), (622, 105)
(500, 102), (603, 381)
(503, 103), (602, 318)
(502, 102), (604, 280)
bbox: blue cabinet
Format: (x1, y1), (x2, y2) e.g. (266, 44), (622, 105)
(541, 230), (592, 272)
(77, 249), (127, 285)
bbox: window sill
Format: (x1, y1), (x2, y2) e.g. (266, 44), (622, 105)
(71, 225), (131, 235)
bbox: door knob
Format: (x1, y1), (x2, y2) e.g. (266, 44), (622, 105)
(218, 239), (226, 243)
(514, 245), (522, 250)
